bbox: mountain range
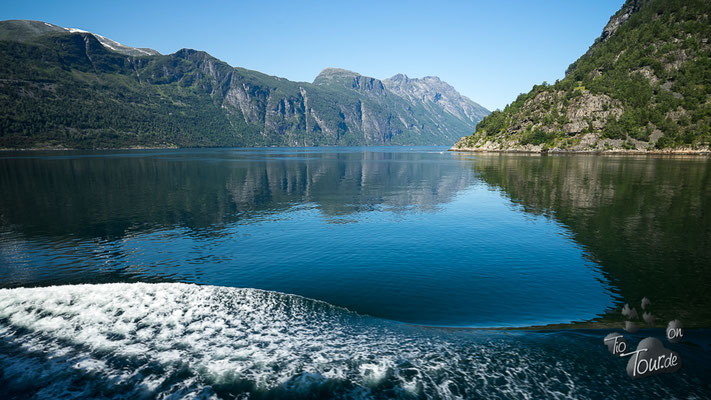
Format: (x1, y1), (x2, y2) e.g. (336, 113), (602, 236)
(452, 0), (710, 153)
(0, 20), (488, 149)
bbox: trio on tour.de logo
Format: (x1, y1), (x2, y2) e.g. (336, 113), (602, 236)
(603, 297), (684, 379)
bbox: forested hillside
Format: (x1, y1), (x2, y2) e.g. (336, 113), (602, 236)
(0, 20), (488, 149)
(453, 0), (710, 153)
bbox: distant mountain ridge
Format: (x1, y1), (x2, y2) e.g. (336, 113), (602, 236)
(383, 73), (488, 126)
(312, 68), (488, 125)
(312, 67), (489, 143)
(0, 20), (160, 56)
(0, 20), (488, 149)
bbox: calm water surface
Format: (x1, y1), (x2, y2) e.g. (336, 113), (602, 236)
(1, 147), (709, 327)
(1, 147), (711, 399)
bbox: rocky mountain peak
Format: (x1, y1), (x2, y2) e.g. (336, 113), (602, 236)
(383, 74), (489, 124)
(313, 68), (359, 83)
(313, 68), (386, 94)
(421, 76), (442, 83)
(600, 0), (648, 42)
(0, 20), (160, 57)
(387, 73), (409, 83)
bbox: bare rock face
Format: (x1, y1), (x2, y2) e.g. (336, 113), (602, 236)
(312, 68), (489, 145)
(152, 61), (489, 146)
(600, 0), (646, 42)
(563, 92), (622, 134)
(313, 68), (386, 95)
(383, 74), (489, 125)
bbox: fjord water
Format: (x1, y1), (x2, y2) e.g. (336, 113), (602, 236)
(0, 148), (710, 326)
(0, 147), (617, 327)
(1, 148), (710, 398)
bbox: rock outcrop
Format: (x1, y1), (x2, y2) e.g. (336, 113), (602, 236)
(453, 0), (711, 154)
(383, 74), (489, 125)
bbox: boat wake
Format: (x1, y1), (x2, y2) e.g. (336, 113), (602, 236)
(0, 283), (707, 399)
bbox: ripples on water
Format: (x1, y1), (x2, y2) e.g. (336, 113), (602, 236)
(1, 148), (710, 398)
(0, 283), (709, 399)
(0, 148), (616, 328)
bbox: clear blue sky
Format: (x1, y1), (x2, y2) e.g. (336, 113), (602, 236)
(2, 0), (623, 111)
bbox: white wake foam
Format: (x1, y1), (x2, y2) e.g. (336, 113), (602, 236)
(0, 283), (700, 399)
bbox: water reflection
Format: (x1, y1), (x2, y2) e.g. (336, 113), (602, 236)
(0, 148), (617, 327)
(462, 153), (711, 327)
(0, 148), (473, 239)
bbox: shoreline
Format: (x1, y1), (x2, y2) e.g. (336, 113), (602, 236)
(416, 319), (708, 332)
(0, 144), (440, 152)
(449, 147), (711, 156)
(4, 145), (709, 155)
(0, 145), (180, 152)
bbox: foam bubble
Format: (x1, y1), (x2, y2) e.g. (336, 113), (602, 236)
(0, 283), (705, 399)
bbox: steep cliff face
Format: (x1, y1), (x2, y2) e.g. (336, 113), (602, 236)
(313, 68), (386, 94)
(383, 73), (489, 125)
(453, 0), (711, 153)
(312, 68), (489, 146)
(0, 21), (488, 149)
(598, 0), (646, 44)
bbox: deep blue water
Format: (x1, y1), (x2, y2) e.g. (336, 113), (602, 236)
(0, 147), (615, 327)
(0, 147), (709, 398)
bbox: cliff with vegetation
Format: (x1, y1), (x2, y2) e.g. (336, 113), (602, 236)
(0, 20), (488, 149)
(452, 0), (711, 154)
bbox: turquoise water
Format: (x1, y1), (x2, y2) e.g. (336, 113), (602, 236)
(0, 147), (710, 398)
